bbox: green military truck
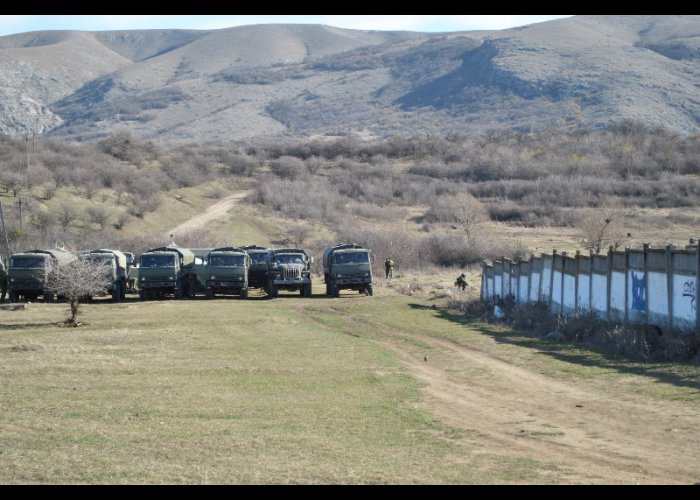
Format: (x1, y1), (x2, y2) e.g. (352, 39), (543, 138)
(79, 249), (130, 301)
(8, 248), (77, 302)
(241, 245), (273, 295)
(137, 245), (195, 300)
(189, 246), (250, 299)
(269, 248), (313, 298)
(322, 243), (373, 297)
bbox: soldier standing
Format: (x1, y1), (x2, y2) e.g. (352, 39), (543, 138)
(454, 273), (467, 291)
(384, 257), (394, 279)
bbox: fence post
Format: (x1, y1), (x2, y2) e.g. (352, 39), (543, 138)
(574, 250), (580, 313)
(666, 245), (674, 331)
(538, 254), (544, 302)
(624, 247), (630, 324)
(549, 249), (556, 312)
(589, 250), (594, 314)
(696, 243), (700, 333)
(643, 243), (649, 324)
(560, 252), (566, 315)
(607, 246), (613, 321)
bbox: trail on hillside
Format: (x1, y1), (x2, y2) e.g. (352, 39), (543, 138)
(165, 191), (249, 239)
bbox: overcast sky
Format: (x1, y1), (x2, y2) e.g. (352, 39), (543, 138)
(0, 15), (573, 37)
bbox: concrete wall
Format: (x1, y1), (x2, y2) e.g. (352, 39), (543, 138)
(481, 245), (699, 332)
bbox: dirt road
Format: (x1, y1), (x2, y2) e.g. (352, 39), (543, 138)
(166, 191), (249, 238)
(378, 329), (700, 484)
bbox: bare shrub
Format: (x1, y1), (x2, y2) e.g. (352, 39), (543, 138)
(270, 156), (308, 180)
(47, 259), (112, 326)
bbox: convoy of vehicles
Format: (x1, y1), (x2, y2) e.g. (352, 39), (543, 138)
(5, 242), (375, 303)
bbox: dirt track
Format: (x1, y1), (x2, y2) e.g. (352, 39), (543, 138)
(166, 191), (249, 238)
(379, 332), (700, 484)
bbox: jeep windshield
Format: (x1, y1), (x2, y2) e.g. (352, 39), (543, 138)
(334, 252), (369, 264)
(275, 254), (304, 264)
(10, 256), (47, 269)
(140, 254), (175, 268)
(209, 255), (245, 267)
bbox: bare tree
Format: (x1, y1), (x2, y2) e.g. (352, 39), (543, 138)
(47, 259), (112, 326)
(578, 211), (628, 253)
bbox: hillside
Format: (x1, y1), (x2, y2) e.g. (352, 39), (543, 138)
(0, 16), (698, 143)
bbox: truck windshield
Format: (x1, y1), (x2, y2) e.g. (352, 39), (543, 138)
(82, 255), (114, 266)
(140, 254), (175, 267)
(249, 253), (268, 264)
(10, 256), (46, 268)
(335, 252), (369, 264)
(275, 254), (304, 264)
(209, 255), (245, 267)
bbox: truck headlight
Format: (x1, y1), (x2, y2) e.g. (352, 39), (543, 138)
(336, 274), (343, 278)
(140, 277), (146, 281)
(168, 276), (174, 281)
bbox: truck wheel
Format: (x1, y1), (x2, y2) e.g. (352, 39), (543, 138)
(9, 291), (17, 303)
(269, 284), (278, 299)
(139, 290), (146, 301)
(43, 291), (55, 302)
(325, 282), (330, 296)
(303, 283), (312, 298)
(240, 288), (248, 300)
(120, 280), (126, 300)
(175, 285), (183, 300)
(367, 284), (374, 296)
(112, 285), (120, 302)
(332, 285), (340, 298)
(206, 288), (214, 300)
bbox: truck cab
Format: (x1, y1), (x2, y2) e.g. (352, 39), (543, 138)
(241, 245), (273, 295)
(198, 247), (250, 299)
(323, 243), (373, 297)
(80, 249), (129, 301)
(269, 248), (313, 298)
(137, 245), (195, 300)
(8, 248), (77, 302)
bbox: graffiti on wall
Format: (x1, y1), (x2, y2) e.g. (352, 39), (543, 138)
(683, 280), (696, 312)
(631, 272), (646, 312)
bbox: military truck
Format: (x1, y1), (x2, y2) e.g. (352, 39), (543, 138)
(269, 248), (313, 298)
(137, 245), (195, 300)
(8, 248), (77, 302)
(189, 247), (250, 299)
(322, 243), (373, 297)
(79, 249), (129, 301)
(241, 245), (273, 295)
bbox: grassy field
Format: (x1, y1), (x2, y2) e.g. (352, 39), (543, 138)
(1, 279), (699, 484)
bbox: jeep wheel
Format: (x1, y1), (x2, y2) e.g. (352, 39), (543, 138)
(331, 285), (340, 298)
(240, 288), (248, 300)
(9, 291), (17, 303)
(139, 290), (146, 301)
(303, 283), (312, 298)
(43, 291), (55, 302)
(120, 280), (127, 300)
(269, 283), (278, 299)
(367, 284), (374, 296)
(206, 288), (214, 300)
(112, 285), (120, 302)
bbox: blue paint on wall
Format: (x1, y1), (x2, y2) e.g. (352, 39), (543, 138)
(631, 272), (646, 312)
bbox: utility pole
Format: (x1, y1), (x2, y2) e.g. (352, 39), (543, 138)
(0, 201), (12, 258)
(25, 133), (30, 189)
(17, 195), (23, 231)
